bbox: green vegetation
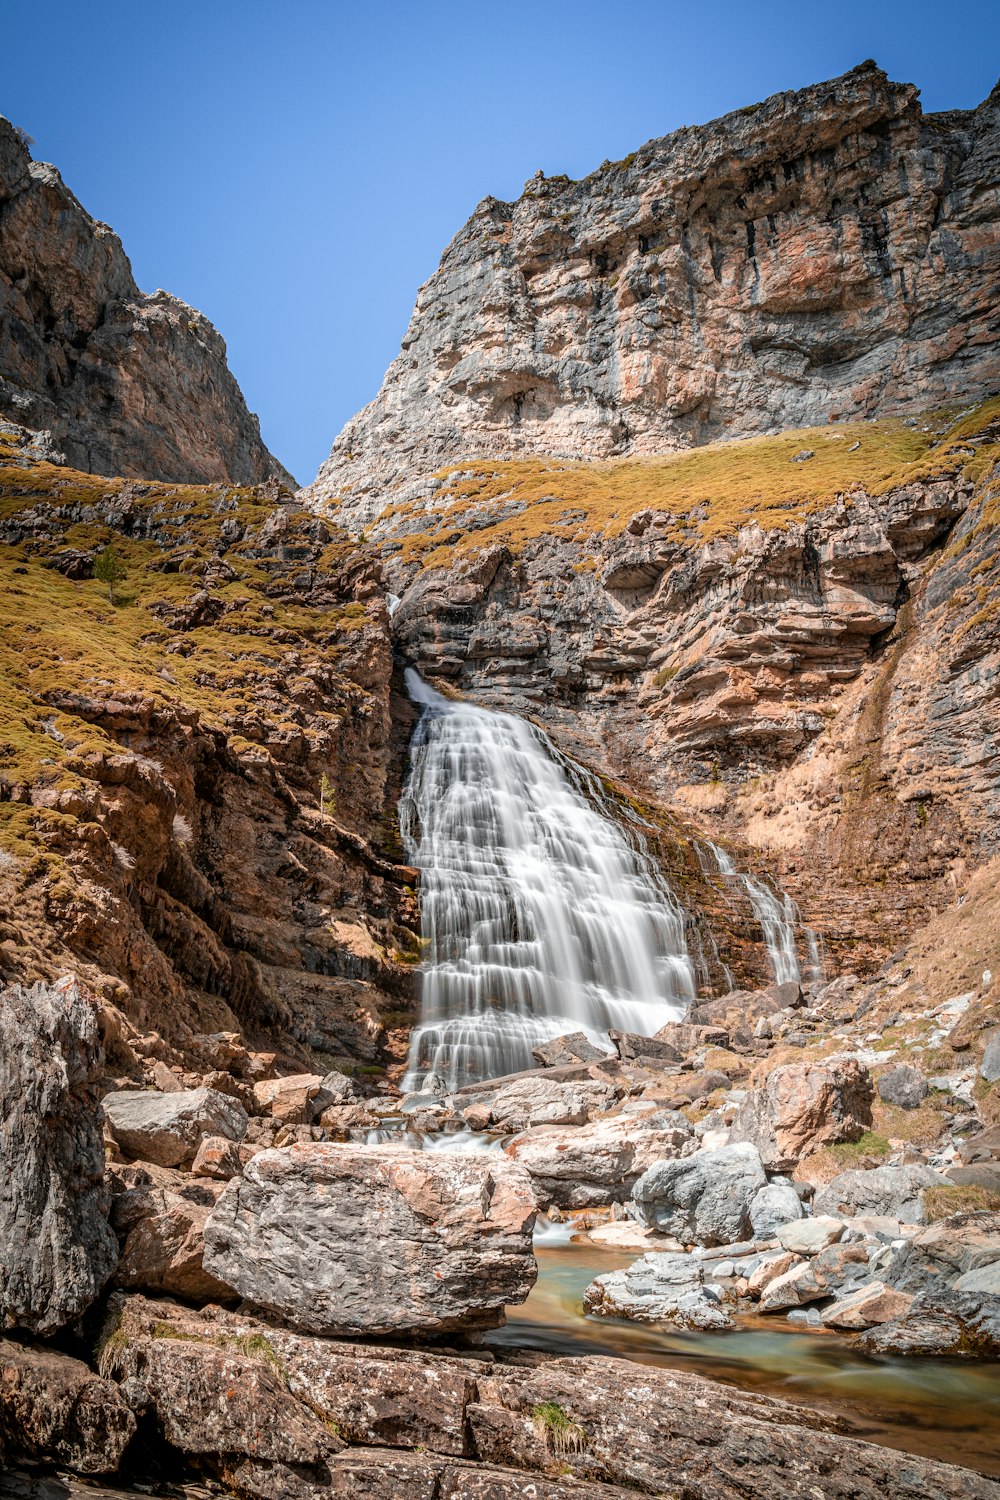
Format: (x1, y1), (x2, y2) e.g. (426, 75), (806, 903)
(826, 1130), (892, 1163)
(93, 543), (128, 604)
(532, 1402), (588, 1455)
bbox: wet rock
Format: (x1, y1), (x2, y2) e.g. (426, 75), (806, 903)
(531, 1033), (610, 1067)
(505, 1110), (693, 1208)
(111, 1173), (233, 1301)
(465, 1075), (619, 1132)
(775, 1216), (846, 1255)
(728, 1058), (873, 1170)
(821, 1281), (915, 1330)
(813, 1163), (948, 1224)
(0, 1339), (135, 1474)
(102, 1086), (248, 1168)
(203, 1143), (537, 1335)
(584, 1251), (733, 1329)
(0, 976), (118, 1335)
(630, 1142), (767, 1246)
(877, 1064), (929, 1110)
(749, 1181), (804, 1238)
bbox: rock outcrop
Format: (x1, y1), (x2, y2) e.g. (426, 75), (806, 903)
(307, 63), (1000, 526)
(202, 1143), (538, 1335)
(0, 117), (291, 486)
(0, 976), (117, 1335)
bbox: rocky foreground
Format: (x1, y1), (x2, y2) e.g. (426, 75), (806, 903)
(1, 955), (998, 1497)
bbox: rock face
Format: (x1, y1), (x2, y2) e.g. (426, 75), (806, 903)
(630, 1142), (767, 1245)
(0, 1341), (135, 1475)
(0, 976), (118, 1335)
(202, 1143), (537, 1335)
(307, 63), (1000, 526)
(0, 116), (291, 486)
(728, 1058), (873, 1169)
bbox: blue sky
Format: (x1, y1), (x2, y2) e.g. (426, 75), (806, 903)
(6, 1), (999, 482)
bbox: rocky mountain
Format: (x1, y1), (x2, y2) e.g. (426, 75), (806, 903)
(0, 116), (291, 488)
(305, 62), (1000, 527)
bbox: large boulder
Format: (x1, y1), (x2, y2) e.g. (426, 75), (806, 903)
(877, 1064), (929, 1110)
(748, 1181), (803, 1239)
(0, 976), (118, 1335)
(728, 1059), (873, 1170)
(203, 1143), (537, 1335)
(531, 1032), (610, 1067)
(857, 1288), (1000, 1358)
(883, 1211), (1000, 1296)
(813, 1164), (948, 1225)
(630, 1142), (767, 1246)
(0, 1340), (135, 1474)
(464, 1075), (618, 1132)
(102, 1086), (248, 1168)
(505, 1110), (693, 1208)
(584, 1252), (732, 1329)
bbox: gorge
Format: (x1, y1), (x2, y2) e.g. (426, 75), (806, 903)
(1, 57), (1000, 1500)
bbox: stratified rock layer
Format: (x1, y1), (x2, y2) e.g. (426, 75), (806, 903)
(0, 117), (290, 486)
(308, 62), (1000, 525)
(0, 976), (118, 1335)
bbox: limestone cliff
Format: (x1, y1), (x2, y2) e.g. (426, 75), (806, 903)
(0, 420), (417, 1077)
(0, 117), (291, 488)
(306, 62), (1000, 527)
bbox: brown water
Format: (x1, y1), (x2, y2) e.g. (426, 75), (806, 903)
(485, 1240), (1000, 1477)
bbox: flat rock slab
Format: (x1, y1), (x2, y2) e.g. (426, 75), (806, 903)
(102, 1086), (248, 1168)
(203, 1142), (537, 1335)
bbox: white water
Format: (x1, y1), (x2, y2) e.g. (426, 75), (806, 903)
(401, 670), (695, 1090)
(705, 842), (823, 986)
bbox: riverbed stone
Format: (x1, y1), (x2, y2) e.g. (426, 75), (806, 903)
(630, 1142), (767, 1246)
(102, 1086), (248, 1168)
(0, 976), (118, 1336)
(505, 1110), (693, 1207)
(728, 1058), (873, 1169)
(813, 1163), (948, 1224)
(883, 1211), (1000, 1295)
(203, 1142), (537, 1335)
(252, 1072), (325, 1123)
(820, 1281), (915, 1330)
(857, 1288), (1000, 1357)
(775, 1216), (846, 1255)
(583, 1251), (733, 1329)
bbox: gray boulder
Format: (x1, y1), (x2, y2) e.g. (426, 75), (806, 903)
(630, 1142), (767, 1246)
(203, 1143), (537, 1336)
(981, 1030), (1000, 1084)
(877, 1064), (929, 1110)
(813, 1163), (948, 1224)
(531, 1032), (610, 1067)
(858, 1288), (1000, 1357)
(0, 976), (118, 1335)
(102, 1086), (248, 1168)
(883, 1211), (1000, 1296)
(584, 1251), (732, 1329)
(505, 1110), (693, 1208)
(749, 1182), (804, 1239)
(465, 1075), (618, 1132)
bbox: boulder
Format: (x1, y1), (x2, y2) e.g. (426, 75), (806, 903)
(466, 1076), (618, 1132)
(746, 1250), (801, 1297)
(630, 1142), (767, 1246)
(728, 1059), (873, 1170)
(960, 1125), (1000, 1163)
(531, 1032), (610, 1067)
(505, 1110), (693, 1208)
(0, 1340), (134, 1474)
(203, 1143), (537, 1335)
(654, 1022), (730, 1053)
(102, 1086), (248, 1168)
(191, 1134), (245, 1179)
(759, 1242), (870, 1312)
(111, 1173), (234, 1301)
(775, 1216), (846, 1255)
(883, 1211), (1000, 1296)
(982, 1030), (1000, 1084)
(584, 1252), (732, 1329)
(749, 1182), (803, 1239)
(877, 1064), (929, 1110)
(0, 977), (118, 1335)
(813, 1164), (948, 1224)
(253, 1072), (325, 1123)
(608, 1029), (680, 1064)
(857, 1289), (1000, 1357)
(821, 1281), (915, 1330)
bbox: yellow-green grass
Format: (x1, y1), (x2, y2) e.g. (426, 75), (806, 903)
(372, 396), (1000, 571)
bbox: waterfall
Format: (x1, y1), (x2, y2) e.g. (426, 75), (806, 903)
(705, 842), (822, 986)
(401, 670), (695, 1090)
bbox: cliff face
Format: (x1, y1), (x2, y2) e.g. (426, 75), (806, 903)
(0, 118), (292, 488)
(306, 62), (1000, 527)
(0, 420), (417, 1075)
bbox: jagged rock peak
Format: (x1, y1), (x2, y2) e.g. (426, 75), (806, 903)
(0, 116), (293, 487)
(304, 60), (1000, 527)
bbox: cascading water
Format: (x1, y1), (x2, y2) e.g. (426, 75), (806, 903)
(704, 841), (823, 986)
(401, 670), (695, 1090)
